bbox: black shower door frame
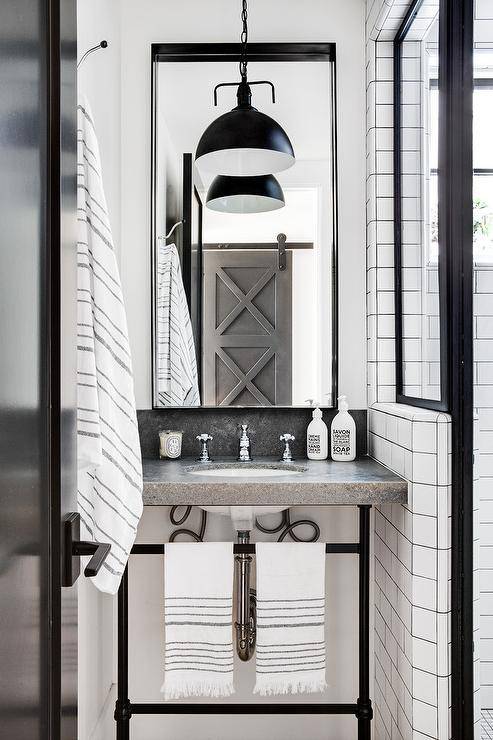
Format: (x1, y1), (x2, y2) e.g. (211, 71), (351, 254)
(394, 0), (474, 737)
(443, 1), (474, 737)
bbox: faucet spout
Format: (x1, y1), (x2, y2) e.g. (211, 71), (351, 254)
(238, 424), (252, 462)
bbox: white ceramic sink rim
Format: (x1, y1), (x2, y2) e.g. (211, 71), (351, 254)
(185, 462), (307, 529)
(188, 466), (304, 478)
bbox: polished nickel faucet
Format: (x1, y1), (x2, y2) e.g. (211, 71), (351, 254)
(196, 433), (213, 462)
(238, 424), (252, 462)
(279, 433), (295, 462)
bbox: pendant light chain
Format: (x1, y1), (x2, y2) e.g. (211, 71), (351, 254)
(239, 0), (249, 82)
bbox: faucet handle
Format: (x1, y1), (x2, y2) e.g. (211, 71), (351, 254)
(279, 433), (295, 462)
(196, 433), (213, 462)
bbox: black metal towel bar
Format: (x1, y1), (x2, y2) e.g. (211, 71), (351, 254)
(131, 542), (360, 554)
(115, 505), (373, 740)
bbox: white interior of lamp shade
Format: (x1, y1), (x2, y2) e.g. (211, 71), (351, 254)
(206, 193), (285, 214)
(196, 147), (295, 176)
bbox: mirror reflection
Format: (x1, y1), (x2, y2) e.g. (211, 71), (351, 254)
(152, 49), (337, 408)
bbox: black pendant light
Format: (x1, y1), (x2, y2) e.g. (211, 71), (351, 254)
(195, 0), (295, 177)
(206, 174), (285, 214)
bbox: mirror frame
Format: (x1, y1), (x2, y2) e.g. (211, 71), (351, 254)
(393, 1), (449, 411)
(150, 42), (339, 410)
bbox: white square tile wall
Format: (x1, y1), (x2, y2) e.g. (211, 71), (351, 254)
(369, 404), (451, 740)
(365, 3), (453, 739)
(474, 265), (493, 722)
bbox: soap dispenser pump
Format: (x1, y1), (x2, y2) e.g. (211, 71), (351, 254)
(330, 395), (356, 461)
(306, 402), (328, 460)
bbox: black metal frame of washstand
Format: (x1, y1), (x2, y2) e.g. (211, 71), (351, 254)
(114, 505), (372, 739)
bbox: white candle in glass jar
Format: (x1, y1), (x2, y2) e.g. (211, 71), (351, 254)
(159, 430), (183, 459)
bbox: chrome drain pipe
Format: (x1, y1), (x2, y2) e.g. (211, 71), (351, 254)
(235, 531), (256, 661)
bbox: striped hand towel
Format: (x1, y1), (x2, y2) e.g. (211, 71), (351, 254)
(156, 241), (200, 407)
(254, 542), (327, 696)
(76, 98), (143, 594)
(162, 542), (235, 700)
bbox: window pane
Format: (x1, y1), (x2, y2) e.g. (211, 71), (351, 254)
(474, 89), (493, 170)
(474, 174), (493, 262)
(399, 8), (440, 402)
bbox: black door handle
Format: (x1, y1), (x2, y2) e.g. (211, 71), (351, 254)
(73, 540), (111, 577)
(63, 512), (111, 585)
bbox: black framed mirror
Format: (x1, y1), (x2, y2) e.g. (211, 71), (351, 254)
(150, 43), (338, 410)
(394, 0), (448, 410)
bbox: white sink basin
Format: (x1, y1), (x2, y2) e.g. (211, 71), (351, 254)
(188, 466), (302, 478)
(199, 505), (288, 531)
(185, 463), (307, 530)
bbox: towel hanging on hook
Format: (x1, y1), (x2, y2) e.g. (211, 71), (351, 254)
(77, 40), (108, 69)
(158, 220), (185, 242)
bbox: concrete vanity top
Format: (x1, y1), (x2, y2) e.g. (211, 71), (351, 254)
(142, 456), (407, 506)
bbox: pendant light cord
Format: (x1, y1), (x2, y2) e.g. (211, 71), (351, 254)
(239, 0), (248, 82)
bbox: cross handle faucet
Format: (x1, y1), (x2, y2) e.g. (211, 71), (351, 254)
(196, 433), (213, 462)
(279, 433), (295, 462)
(238, 424), (252, 462)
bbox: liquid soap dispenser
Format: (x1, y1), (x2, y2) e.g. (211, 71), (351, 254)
(330, 395), (356, 461)
(306, 403), (328, 460)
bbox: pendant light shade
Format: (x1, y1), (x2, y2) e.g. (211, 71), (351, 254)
(195, 0), (295, 177)
(196, 104), (295, 176)
(206, 174), (285, 214)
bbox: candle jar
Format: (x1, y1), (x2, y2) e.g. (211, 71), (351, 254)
(159, 430), (183, 459)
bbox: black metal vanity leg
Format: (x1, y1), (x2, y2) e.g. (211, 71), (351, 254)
(357, 505), (373, 740)
(115, 566), (131, 740)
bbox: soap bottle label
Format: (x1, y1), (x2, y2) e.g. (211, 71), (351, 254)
(332, 428), (351, 456)
(308, 433), (321, 455)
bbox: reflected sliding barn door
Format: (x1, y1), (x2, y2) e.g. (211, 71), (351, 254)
(203, 249), (292, 406)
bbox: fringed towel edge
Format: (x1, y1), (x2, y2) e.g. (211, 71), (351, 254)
(253, 675), (327, 697)
(161, 678), (235, 701)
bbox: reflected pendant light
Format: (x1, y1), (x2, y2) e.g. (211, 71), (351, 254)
(195, 0), (295, 177)
(206, 174), (285, 214)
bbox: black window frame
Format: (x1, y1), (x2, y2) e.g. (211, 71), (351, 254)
(393, 0), (449, 411)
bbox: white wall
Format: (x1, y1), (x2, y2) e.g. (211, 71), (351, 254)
(77, 2), (367, 738)
(118, 0), (367, 409)
(77, 0), (122, 257)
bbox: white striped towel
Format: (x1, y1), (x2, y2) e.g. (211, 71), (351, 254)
(162, 542), (235, 700)
(76, 97), (143, 595)
(254, 542), (327, 696)
(156, 241), (200, 407)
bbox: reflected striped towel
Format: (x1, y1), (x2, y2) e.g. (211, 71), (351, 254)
(162, 542), (235, 700)
(156, 242), (200, 407)
(76, 98), (143, 594)
(254, 542), (327, 696)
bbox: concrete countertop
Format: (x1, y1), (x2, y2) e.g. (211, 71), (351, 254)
(142, 456), (407, 506)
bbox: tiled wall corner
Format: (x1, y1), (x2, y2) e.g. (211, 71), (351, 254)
(369, 402), (451, 740)
(366, 3), (399, 409)
(366, 8), (451, 740)
(366, 0), (442, 409)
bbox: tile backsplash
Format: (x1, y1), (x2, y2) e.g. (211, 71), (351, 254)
(137, 408), (367, 459)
